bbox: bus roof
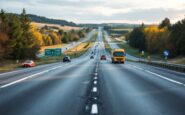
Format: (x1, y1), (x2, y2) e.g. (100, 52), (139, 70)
(113, 48), (125, 52)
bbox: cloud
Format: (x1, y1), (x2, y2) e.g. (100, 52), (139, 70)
(0, 0), (185, 23)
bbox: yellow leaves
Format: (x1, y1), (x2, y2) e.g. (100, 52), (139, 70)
(30, 24), (44, 46)
(144, 25), (166, 33)
(32, 31), (43, 46)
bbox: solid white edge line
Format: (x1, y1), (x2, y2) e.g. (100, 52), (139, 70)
(0, 69), (27, 76)
(144, 70), (183, 85)
(0, 59), (87, 88)
(0, 65), (63, 88)
(129, 64), (184, 86)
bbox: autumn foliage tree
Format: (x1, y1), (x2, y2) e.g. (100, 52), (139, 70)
(127, 17), (185, 57)
(0, 9), (40, 59)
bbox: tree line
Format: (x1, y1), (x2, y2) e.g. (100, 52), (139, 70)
(0, 9), (88, 60)
(28, 14), (76, 26)
(126, 18), (185, 57)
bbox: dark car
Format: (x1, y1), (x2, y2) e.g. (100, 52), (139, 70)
(90, 55), (94, 59)
(63, 56), (71, 62)
(100, 55), (106, 60)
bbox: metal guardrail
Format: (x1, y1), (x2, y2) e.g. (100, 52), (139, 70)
(138, 60), (185, 73)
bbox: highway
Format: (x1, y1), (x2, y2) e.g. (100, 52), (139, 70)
(0, 28), (185, 115)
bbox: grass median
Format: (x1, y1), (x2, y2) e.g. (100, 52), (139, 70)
(103, 32), (112, 54)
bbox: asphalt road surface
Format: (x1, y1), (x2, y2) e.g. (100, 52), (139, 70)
(0, 28), (185, 115)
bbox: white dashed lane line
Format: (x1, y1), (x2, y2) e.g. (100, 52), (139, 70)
(93, 81), (97, 85)
(92, 87), (98, 92)
(128, 64), (185, 87)
(91, 104), (98, 114)
(94, 73), (98, 76)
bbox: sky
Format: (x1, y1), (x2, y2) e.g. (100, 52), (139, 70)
(1, 0), (185, 24)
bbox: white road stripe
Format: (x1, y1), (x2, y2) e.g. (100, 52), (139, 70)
(129, 64), (184, 86)
(92, 87), (97, 92)
(0, 69), (27, 76)
(133, 66), (144, 71)
(0, 60), (86, 88)
(94, 77), (98, 80)
(94, 81), (97, 85)
(0, 65), (64, 88)
(91, 104), (98, 114)
(144, 70), (183, 85)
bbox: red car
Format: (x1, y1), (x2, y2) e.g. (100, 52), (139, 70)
(21, 60), (36, 67)
(100, 55), (106, 60)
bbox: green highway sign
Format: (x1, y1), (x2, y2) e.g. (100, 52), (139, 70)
(45, 48), (62, 56)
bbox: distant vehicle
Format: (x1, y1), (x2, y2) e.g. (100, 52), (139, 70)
(111, 49), (126, 64)
(63, 56), (71, 62)
(100, 55), (106, 60)
(90, 55), (94, 59)
(21, 60), (36, 67)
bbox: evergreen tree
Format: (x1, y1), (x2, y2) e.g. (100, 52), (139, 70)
(159, 18), (171, 29)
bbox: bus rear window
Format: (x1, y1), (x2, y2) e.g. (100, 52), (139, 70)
(113, 52), (125, 56)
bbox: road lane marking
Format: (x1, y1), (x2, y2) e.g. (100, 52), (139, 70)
(0, 69), (28, 76)
(0, 56), (94, 89)
(0, 60), (83, 88)
(91, 104), (98, 114)
(94, 81), (97, 85)
(92, 87), (98, 92)
(129, 64), (185, 86)
(0, 65), (65, 88)
(0, 69), (50, 88)
(94, 77), (98, 80)
(144, 70), (183, 85)
(132, 66), (144, 71)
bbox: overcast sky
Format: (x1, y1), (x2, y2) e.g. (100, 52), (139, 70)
(1, 0), (185, 24)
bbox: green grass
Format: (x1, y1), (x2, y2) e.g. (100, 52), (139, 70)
(103, 33), (112, 54)
(117, 42), (163, 60)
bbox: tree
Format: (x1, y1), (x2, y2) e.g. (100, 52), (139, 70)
(49, 31), (61, 45)
(0, 32), (9, 59)
(128, 26), (146, 51)
(9, 15), (24, 59)
(144, 25), (169, 54)
(170, 18), (185, 56)
(78, 30), (85, 38)
(62, 32), (69, 43)
(0, 9), (9, 32)
(43, 35), (52, 46)
(159, 18), (171, 29)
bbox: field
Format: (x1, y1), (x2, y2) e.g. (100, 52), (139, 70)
(64, 32), (97, 55)
(31, 22), (82, 31)
(108, 27), (133, 37)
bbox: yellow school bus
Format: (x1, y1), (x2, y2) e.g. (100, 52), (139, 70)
(111, 48), (126, 64)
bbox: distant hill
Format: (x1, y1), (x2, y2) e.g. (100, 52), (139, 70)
(27, 14), (76, 27)
(78, 23), (141, 28)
